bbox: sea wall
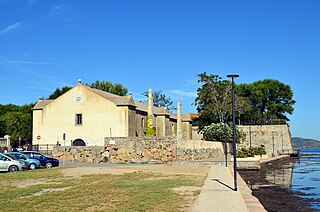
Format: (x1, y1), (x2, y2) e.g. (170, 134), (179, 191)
(177, 139), (227, 160)
(239, 125), (293, 156)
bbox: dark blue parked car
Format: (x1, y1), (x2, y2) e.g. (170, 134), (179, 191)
(22, 151), (59, 168)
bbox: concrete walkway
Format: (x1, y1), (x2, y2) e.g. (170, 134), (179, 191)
(190, 165), (266, 212)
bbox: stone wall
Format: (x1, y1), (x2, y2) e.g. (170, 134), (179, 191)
(52, 136), (228, 164)
(106, 136), (177, 163)
(53, 146), (105, 163)
(239, 125), (293, 156)
(177, 139), (228, 161)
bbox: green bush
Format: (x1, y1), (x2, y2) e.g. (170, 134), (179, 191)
(236, 145), (266, 158)
(203, 122), (245, 143)
(236, 147), (248, 158)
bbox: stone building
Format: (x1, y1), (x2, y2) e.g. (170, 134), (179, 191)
(32, 80), (192, 146)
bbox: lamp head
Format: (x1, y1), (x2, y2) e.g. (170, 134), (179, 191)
(226, 74), (239, 78)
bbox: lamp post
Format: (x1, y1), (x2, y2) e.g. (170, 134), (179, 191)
(249, 125), (252, 148)
(281, 133), (284, 154)
(227, 74), (239, 191)
(224, 117), (228, 167)
(272, 131), (275, 157)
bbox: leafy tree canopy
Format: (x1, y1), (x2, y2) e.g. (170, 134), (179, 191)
(194, 73), (296, 128)
(194, 72), (248, 129)
(47, 81), (129, 100)
(89, 80), (128, 96)
(236, 79), (296, 124)
(142, 90), (177, 113)
(0, 103), (34, 143)
(48, 86), (72, 99)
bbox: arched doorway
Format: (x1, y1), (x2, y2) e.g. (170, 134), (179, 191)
(73, 139), (86, 146)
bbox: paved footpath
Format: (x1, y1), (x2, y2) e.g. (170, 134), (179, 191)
(190, 165), (266, 212)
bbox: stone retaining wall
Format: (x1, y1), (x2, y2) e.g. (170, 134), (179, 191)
(53, 146), (105, 163)
(239, 125), (293, 156)
(106, 136), (177, 163)
(52, 136), (229, 163)
(177, 139), (227, 161)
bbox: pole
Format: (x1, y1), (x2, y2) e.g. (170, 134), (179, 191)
(272, 131), (275, 157)
(63, 133), (66, 167)
(227, 74), (239, 192)
(224, 117), (228, 167)
(71, 140), (74, 164)
(249, 125), (252, 148)
(281, 134), (284, 154)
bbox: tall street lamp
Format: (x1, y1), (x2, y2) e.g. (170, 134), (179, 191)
(224, 117), (228, 167)
(227, 74), (239, 191)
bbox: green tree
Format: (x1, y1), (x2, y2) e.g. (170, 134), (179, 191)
(142, 90), (177, 112)
(2, 111), (32, 142)
(194, 72), (247, 129)
(48, 81), (129, 99)
(237, 79), (296, 124)
(89, 80), (128, 96)
(48, 86), (72, 99)
(0, 103), (34, 140)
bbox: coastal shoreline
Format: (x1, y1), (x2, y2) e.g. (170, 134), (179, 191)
(239, 157), (317, 211)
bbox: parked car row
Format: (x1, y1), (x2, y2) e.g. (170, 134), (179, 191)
(0, 151), (59, 172)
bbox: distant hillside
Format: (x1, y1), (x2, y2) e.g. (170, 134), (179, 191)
(292, 137), (320, 148)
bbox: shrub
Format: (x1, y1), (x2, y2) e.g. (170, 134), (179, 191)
(203, 122), (245, 143)
(236, 145), (266, 158)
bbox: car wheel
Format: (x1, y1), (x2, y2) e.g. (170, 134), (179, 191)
(29, 163), (36, 170)
(45, 162), (53, 168)
(8, 165), (18, 172)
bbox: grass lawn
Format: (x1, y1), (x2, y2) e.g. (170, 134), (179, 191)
(0, 166), (206, 212)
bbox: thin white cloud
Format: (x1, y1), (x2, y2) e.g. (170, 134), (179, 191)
(0, 22), (22, 36)
(167, 89), (197, 98)
(0, 59), (65, 66)
(47, 4), (76, 17)
(0, 56), (70, 86)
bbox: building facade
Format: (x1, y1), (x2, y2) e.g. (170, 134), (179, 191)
(32, 81), (192, 146)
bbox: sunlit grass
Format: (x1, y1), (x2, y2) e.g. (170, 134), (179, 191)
(0, 168), (202, 212)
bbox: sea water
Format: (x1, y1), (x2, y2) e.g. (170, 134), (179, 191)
(292, 148), (320, 210)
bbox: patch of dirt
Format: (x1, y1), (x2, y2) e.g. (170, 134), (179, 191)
(60, 167), (135, 177)
(60, 165), (210, 179)
(173, 186), (201, 195)
(173, 186), (202, 211)
(32, 187), (73, 196)
(12, 179), (50, 188)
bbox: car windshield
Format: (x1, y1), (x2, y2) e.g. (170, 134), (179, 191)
(5, 154), (16, 160)
(14, 154), (27, 160)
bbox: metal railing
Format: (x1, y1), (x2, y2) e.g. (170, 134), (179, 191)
(27, 144), (56, 155)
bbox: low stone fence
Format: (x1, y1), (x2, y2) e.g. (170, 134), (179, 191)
(106, 136), (177, 163)
(53, 146), (105, 163)
(52, 137), (231, 164)
(177, 140), (228, 161)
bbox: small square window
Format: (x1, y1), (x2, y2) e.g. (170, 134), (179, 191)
(76, 114), (82, 125)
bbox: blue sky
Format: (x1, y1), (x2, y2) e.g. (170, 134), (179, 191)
(1, 0), (320, 140)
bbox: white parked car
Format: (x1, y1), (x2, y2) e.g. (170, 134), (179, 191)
(0, 153), (24, 172)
